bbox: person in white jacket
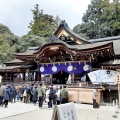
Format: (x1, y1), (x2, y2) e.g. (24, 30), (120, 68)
(92, 89), (99, 108)
(45, 87), (50, 103)
(56, 86), (62, 105)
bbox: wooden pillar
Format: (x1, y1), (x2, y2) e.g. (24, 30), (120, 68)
(101, 90), (104, 103)
(109, 91), (112, 103)
(33, 72), (35, 81)
(39, 73), (41, 81)
(12, 73), (14, 82)
(36, 72), (41, 81)
(23, 72), (25, 81)
(72, 74), (75, 83)
(50, 74), (53, 84)
(10, 72), (13, 82)
(71, 74), (75, 82)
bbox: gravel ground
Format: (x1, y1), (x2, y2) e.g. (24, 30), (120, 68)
(0, 102), (120, 120)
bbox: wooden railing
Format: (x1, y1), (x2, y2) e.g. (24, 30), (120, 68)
(1, 81), (45, 85)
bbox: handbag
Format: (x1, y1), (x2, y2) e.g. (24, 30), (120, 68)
(23, 89), (27, 96)
(46, 97), (49, 102)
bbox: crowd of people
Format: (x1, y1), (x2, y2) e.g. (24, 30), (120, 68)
(0, 83), (69, 109)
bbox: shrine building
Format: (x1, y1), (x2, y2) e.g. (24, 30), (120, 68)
(0, 21), (120, 104)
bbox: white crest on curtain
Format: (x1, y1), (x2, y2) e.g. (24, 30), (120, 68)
(40, 66), (44, 72)
(83, 64), (90, 71)
(52, 64), (57, 72)
(67, 65), (73, 71)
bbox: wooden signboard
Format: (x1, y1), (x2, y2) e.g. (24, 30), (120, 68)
(114, 74), (120, 106)
(115, 74), (120, 84)
(51, 102), (77, 120)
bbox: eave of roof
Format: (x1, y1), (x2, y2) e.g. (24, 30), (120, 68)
(0, 66), (21, 70)
(90, 35), (120, 43)
(4, 59), (24, 64)
(69, 41), (112, 50)
(28, 46), (40, 50)
(40, 36), (112, 52)
(0, 65), (34, 71)
(90, 37), (120, 55)
(13, 49), (38, 56)
(100, 59), (120, 65)
(33, 42), (76, 57)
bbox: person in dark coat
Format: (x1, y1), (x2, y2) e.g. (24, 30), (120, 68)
(26, 85), (32, 103)
(2, 86), (10, 108)
(9, 85), (13, 102)
(52, 86), (57, 105)
(32, 86), (38, 104)
(20, 85), (25, 101)
(48, 86), (55, 109)
(30, 84), (34, 102)
(10, 86), (17, 103)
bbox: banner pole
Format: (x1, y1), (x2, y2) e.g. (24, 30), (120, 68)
(118, 83), (120, 107)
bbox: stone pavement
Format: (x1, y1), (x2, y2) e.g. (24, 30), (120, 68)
(0, 101), (120, 120)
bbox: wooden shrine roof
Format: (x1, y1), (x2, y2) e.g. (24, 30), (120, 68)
(54, 20), (91, 45)
(13, 22), (120, 59)
(90, 36), (120, 55)
(14, 40), (114, 55)
(11, 21), (120, 63)
(12, 38), (115, 63)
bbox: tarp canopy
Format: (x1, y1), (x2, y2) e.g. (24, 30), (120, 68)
(88, 70), (119, 85)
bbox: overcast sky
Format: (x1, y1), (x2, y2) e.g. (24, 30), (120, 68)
(0, 0), (91, 37)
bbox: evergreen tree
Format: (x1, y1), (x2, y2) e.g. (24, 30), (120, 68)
(73, 0), (120, 39)
(110, 0), (120, 35)
(28, 4), (59, 37)
(0, 24), (20, 65)
(18, 35), (47, 52)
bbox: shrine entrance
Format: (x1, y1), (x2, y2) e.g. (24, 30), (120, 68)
(52, 71), (69, 84)
(38, 62), (91, 84)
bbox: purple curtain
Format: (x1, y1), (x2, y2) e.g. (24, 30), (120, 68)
(38, 62), (91, 74)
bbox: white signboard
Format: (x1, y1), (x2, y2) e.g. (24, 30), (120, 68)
(51, 103), (77, 120)
(88, 70), (119, 85)
(0, 75), (3, 83)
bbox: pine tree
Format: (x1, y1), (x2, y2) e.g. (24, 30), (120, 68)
(28, 4), (58, 37)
